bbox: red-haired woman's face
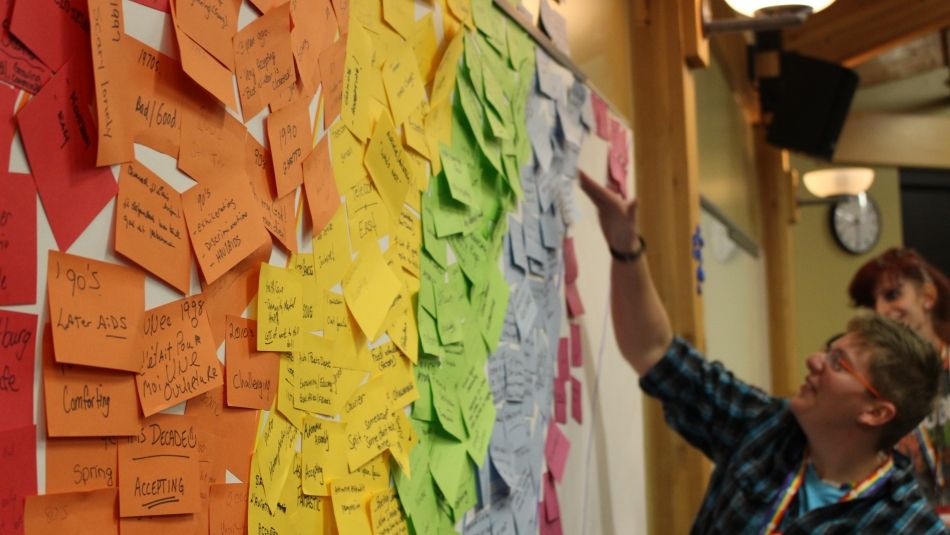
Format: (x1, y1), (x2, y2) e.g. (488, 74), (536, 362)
(874, 278), (933, 335)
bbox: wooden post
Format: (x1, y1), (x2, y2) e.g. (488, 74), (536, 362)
(631, 0), (708, 533)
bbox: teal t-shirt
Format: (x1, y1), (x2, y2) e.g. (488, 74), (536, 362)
(798, 462), (847, 514)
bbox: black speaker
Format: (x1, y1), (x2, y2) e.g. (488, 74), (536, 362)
(764, 52), (859, 160)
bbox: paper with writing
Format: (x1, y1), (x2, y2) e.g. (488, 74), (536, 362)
(0, 0), (52, 93)
(43, 324), (142, 437)
(117, 431), (201, 516)
(294, 333), (364, 415)
(319, 38), (347, 124)
(233, 3), (297, 120)
(225, 316), (279, 409)
(382, 43), (427, 126)
(0, 425), (36, 534)
(343, 244), (402, 340)
(245, 133), (298, 252)
(345, 174), (394, 254)
(330, 474), (372, 534)
(341, 21), (374, 140)
(47, 251), (144, 371)
(0, 310), (35, 432)
(115, 161), (191, 294)
(385, 290), (419, 364)
(410, 13), (438, 85)
(25, 488), (118, 535)
(312, 208), (351, 290)
(175, 0), (239, 71)
(290, 253), (322, 332)
(19, 52), (118, 251)
(365, 113), (413, 220)
(570, 376), (583, 424)
(246, 457), (290, 533)
(255, 410), (299, 510)
(302, 135), (340, 236)
(301, 416), (348, 496)
(182, 173), (270, 285)
(343, 375), (399, 470)
(136, 296), (223, 417)
(209, 483), (247, 535)
(257, 263), (303, 352)
(291, 0), (338, 94)
(184, 386), (259, 482)
(10, 0), (89, 72)
(459, 365), (496, 467)
(45, 436), (118, 493)
(178, 101), (245, 184)
(267, 94), (312, 198)
(172, 11), (238, 111)
(370, 488), (409, 535)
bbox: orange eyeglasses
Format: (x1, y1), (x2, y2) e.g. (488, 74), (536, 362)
(824, 346), (887, 401)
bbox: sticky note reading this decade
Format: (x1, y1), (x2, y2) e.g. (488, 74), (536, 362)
(118, 434), (201, 517)
(116, 161), (191, 294)
(47, 251), (145, 372)
(343, 245), (402, 340)
(257, 263), (303, 352)
(136, 296), (223, 417)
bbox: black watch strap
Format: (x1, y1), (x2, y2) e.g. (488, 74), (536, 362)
(609, 235), (646, 263)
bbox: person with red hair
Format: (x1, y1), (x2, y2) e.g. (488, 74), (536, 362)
(849, 247), (950, 516)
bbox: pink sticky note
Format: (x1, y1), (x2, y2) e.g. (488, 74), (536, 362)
(565, 282), (585, 318)
(545, 418), (570, 482)
(543, 471), (561, 522)
(562, 237), (578, 284)
(0, 425), (37, 535)
(591, 91), (609, 139)
(557, 337), (569, 379)
(0, 172), (37, 305)
(0, 311), (37, 432)
(18, 52), (118, 251)
(10, 0), (90, 72)
(0, 0), (53, 94)
(570, 323), (582, 367)
(554, 379), (567, 424)
(540, 500), (564, 535)
(571, 376), (583, 425)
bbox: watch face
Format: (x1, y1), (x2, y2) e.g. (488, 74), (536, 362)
(830, 195), (881, 254)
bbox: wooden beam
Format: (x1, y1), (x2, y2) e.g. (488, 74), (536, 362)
(854, 32), (946, 87)
(631, 0), (708, 533)
(834, 112), (950, 169)
(754, 129), (800, 397)
(681, 0), (710, 69)
(784, 0), (950, 67)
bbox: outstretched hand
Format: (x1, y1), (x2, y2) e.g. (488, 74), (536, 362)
(578, 172), (640, 254)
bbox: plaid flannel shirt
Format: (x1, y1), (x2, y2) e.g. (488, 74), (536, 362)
(639, 337), (948, 534)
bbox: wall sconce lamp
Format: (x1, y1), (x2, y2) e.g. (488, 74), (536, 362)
(797, 167), (875, 206)
(704, 0), (837, 35)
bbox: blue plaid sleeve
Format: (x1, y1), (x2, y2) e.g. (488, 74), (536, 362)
(639, 336), (783, 464)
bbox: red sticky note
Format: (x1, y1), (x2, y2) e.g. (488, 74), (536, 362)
(18, 52), (118, 251)
(0, 311), (37, 432)
(562, 236), (578, 284)
(591, 91), (609, 139)
(543, 471), (561, 522)
(556, 337), (568, 380)
(570, 376), (583, 425)
(570, 323), (582, 367)
(10, 0), (90, 72)
(0, 172), (37, 305)
(565, 281), (584, 318)
(0, 82), (19, 170)
(0, 425), (37, 535)
(0, 0), (53, 94)
(553, 379), (566, 425)
(544, 419), (570, 483)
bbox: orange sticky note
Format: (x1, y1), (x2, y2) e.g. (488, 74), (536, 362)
(118, 435), (201, 516)
(119, 514), (200, 534)
(115, 161), (192, 294)
(200, 238), (272, 348)
(47, 251), (145, 372)
(318, 37), (347, 124)
(303, 135), (340, 235)
(246, 133), (298, 252)
(225, 316), (279, 410)
(182, 174), (270, 285)
(185, 386), (259, 482)
(24, 488), (118, 535)
(46, 436), (119, 494)
(266, 94), (312, 198)
(175, 0), (240, 71)
(178, 102), (247, 185)
(291, 0), (338, 94)
(136, 296), (224, 417)
(209, 483), (247, 535)
(233, 3), (297, 120)
(43, 324), (143, 437)
(173, 13), (238, 111)
(331, 0), (350, 34)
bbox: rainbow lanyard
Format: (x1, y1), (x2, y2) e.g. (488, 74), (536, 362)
(762, 453), (895, 534)
(914, 344), (950, 489)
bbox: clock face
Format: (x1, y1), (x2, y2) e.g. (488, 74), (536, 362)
(830, 195), (881, 255)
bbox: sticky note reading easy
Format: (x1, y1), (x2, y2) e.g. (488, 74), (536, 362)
(343, 244), (402, 340)
(225, 316), (279, 410)
(136, 296), (223, 417)
(257, 263), (303, 352)
(47, 251), (145, 372)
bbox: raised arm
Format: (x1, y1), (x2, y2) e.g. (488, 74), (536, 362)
(578, 172), (672, 375)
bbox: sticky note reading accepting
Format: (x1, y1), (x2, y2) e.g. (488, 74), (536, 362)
(118, 435), (201, 517)
(257, 263), (303, 352)
(301, 416), (348, 496)
(225, 316), (279, 410)
(136, 296), (223, 417)
(343, 244), (402, 340)
(115, 161), (191, 294)
(47, 251), (145, 372)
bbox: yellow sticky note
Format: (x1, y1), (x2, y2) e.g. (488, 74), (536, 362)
(343, 375), (399, 470)
(385, 290), (418, 363)
(343, 244), (402, 340)
(290, 253), (322, 332)
(382, 44), (427, 126)
(447, 0), (473, 28)
(382, 0), (413, 38)
(254, 410), (299, 511)
(342, 23), (374, 140)
(430, 31), (463, 108)
(381, 354), (419, 409)
(425, 100), (453, 175)
(370, 488), (409, 535)
(394, 207), (420, 277)
(403, 136), (429, 192)
(364, 114), (413, 221)
(350, 454), (391, 491)
(313, 209), (352, 291)
(258, 264), (303, 352)
(331, 475), (372, 535)
(301, 416), (349, 496)
(403, 109), (430, 160)
(329, 119), (366, 194)
(295, 334), (366, 416)
(248, 459), (292, 533)
(278, 357), (309, 430)
(410, 13), (439, 84)
(389, 409), (418, 476)
(345, 177), (394, 254)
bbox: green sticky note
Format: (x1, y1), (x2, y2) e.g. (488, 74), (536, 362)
(479, 267), (509, 354)
(440, 144), (477, 206)
(463, 35), (484, 99)
(451, 462), (479, 520)
(418, 307), (446, 359)
(430, 174), (480, 237)
(448, 232), (488, 287)
(456, 70), (502, 174)
(472, 0), (506, 51)
(411, 361), (436, 421)
(431, 374), (467, 440)
(422, 203), (448, 268)
(428, 434), (469, 504)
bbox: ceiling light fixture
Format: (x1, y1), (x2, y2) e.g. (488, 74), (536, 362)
(704, 0), (837, 35)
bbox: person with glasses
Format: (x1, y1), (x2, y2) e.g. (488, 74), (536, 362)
(849, 248), (950, 518)
(579, 172), (947, 533)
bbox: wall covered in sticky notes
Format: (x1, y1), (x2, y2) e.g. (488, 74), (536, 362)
(0, 0), (645, 533)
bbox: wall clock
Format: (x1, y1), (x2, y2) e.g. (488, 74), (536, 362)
(830, 194), (881, 255)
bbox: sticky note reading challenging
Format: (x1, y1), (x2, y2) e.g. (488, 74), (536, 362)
(225, 316), (279, 410)
(47, 251), (145, 372)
